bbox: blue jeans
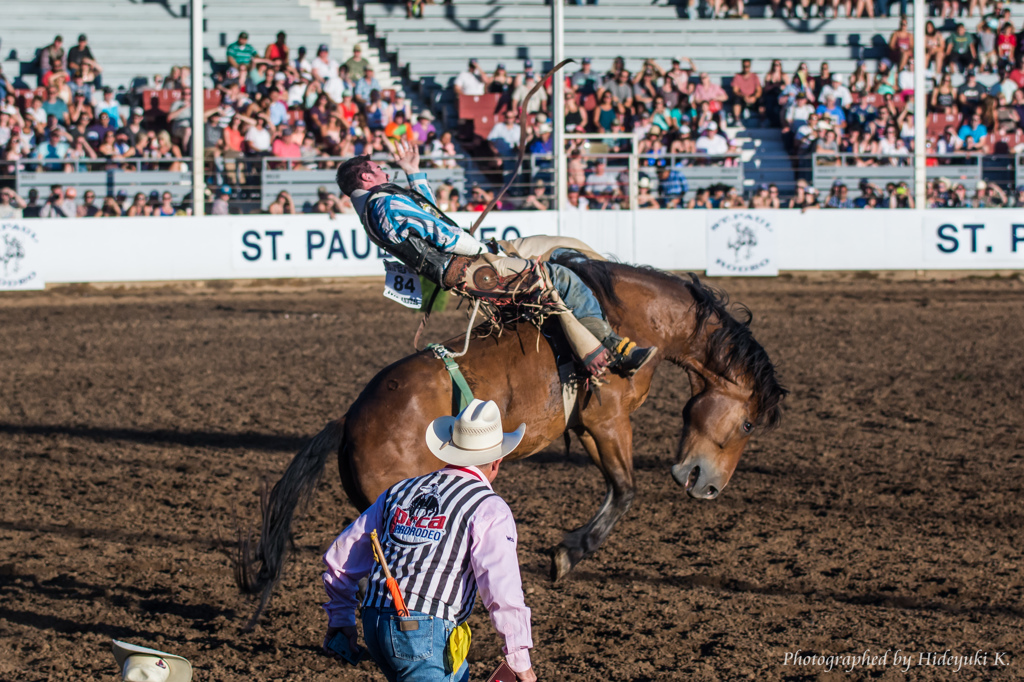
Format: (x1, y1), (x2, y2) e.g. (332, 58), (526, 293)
(544, 254), (605, 322)
(362, 607), (469, 682)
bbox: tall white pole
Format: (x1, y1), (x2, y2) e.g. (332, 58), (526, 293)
(552, 0), (566, 227)
(191, 0), (205, 216)
(913, 0), (926, 209)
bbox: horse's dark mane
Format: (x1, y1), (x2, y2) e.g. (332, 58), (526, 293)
(551, 253), (787, 429)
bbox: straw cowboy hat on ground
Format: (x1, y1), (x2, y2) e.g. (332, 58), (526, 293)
(426, 399), (525, 467)
(112, 640), (192, 682)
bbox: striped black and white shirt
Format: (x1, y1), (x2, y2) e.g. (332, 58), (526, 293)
(323, 465), (534, 671)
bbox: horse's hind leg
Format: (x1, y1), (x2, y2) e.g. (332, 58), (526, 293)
(552, 424), (636, 581)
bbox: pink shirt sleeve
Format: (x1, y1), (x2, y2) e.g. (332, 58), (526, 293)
(321, 492), (387, 628)
(469, 496), (534, 673)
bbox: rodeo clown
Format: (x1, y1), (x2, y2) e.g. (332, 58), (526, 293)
(335, 139), (655, 378)
(321, 399), (537, 682)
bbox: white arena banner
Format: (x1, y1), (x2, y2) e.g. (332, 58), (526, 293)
(12, 209), (1024, 285)
(705, 211), (778, 276)
(634, 210), (706, 271)
(922, 211), (1024, 268)
(0, 221), (45, 290)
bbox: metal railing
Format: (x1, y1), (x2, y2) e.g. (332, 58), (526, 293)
(259, 155), (471, 211)
(812, 153), (983, 190)
(9, 157), (192, 172)
(6, 149), (1024, 212)
(12, 158), (194, 203)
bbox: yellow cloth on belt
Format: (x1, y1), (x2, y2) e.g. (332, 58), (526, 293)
(446, 622), (472, 673)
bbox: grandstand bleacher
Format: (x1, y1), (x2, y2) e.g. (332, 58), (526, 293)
(4, 0), (1024, 215)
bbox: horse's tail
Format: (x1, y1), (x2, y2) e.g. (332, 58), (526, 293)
(234, 417), (345, 630)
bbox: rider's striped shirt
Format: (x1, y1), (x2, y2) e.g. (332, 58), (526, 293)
(351, 173), (486, 256)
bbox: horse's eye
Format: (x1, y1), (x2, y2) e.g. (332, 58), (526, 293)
(742, 421), (754, 434)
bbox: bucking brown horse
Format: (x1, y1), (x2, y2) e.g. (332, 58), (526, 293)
(236, 253), (787, 627)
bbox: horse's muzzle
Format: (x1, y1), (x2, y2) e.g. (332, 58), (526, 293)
(671, 462), (721, 500)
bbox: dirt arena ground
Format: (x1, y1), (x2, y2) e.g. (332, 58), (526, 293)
(1, 274), (1022, 681)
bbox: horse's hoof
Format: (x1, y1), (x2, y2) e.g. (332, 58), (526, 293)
(551, 546), (573, 582)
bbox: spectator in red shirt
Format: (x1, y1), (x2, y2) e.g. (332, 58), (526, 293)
(729, 59), (763, 124)
(693, 72), (728, 114)
(1009, 55), (1024, 89)
(271, 125), (302, 159)
(997, 23), (1016, 69)
(265, 32), (290, 66)
(338, 92), (359, 127)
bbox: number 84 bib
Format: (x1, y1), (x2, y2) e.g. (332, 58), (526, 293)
(383, 260), (424, 309)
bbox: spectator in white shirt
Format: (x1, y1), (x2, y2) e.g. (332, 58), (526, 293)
(39, 184), (78, 218)
(897, 60), (915, 94)
(0, 188), (27, 219)
(695, 122), (729, 156)
(786, 92), (815, 130)
(512, 73), (547, 115)
(324, 65), (352, 104)
(486, 109), (520, 157)
(992, 71), (1018, 104)
(311, 44), (339, 82)
(288, 76), (312, 107)
(294, 46), (313, 79)
(566, 184), (589, 210)
(936, 126), (963, 154)
(819, 73), (852, 108)
(27, 97), (49, 127)
(244, 115), (273, 153)
(454, 59), (488, 97)
(95, 87), (124, 124)
(584, 160), (620, 196)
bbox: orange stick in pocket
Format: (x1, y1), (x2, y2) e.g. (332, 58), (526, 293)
(370, 529), (410, 618)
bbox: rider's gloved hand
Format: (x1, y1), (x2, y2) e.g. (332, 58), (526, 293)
(390, 138), (421, 177)
(583, 346), (612, 377)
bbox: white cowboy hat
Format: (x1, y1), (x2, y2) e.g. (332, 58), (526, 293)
(112, 641), (192, 682)
(425, 399), (525, 467)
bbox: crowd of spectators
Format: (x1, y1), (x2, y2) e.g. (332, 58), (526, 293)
(10, 5), (1024, 215)
(0, 30), (467, 216)
(761, 9), (1024, 171)
(458, 54), (748, 208)
(0, 32), (199, 181)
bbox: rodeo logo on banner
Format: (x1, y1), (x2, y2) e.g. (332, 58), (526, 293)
(706, 212), (778, 277)
(0, 223), (44, 290)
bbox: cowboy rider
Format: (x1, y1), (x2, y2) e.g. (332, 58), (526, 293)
(335, 140), (656, 377)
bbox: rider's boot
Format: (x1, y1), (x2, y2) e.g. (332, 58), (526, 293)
(601, 333), (658, 377)
(577, 318), (658, 378)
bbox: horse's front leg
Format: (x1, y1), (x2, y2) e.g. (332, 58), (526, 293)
(552, 424), (636, 581)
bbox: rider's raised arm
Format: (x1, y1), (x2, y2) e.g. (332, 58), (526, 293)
(407, 171), (438, 205)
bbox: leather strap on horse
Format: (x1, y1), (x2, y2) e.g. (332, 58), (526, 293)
(468, 58), (576, 237)
(427, 343), (475, 415)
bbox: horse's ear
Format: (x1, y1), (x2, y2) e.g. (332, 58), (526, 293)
(684, 367), (707, 395)
(684, 357), (716, 388)
(684, 357), (751, 399)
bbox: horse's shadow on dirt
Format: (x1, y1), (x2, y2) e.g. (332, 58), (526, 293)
(0, 422), (307, 453)
(0, 569), (238, 640)
(550, 568), (1024, 621)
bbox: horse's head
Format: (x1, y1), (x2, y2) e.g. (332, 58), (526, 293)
(671, 345), (786, 500)
(671, 372), (756, 499)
